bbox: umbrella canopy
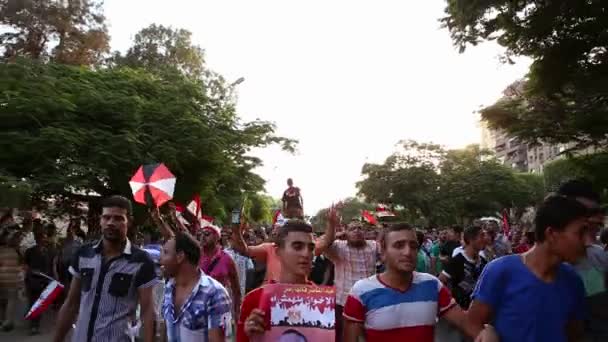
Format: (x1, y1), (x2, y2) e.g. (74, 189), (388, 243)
(129, 163), (176, 207)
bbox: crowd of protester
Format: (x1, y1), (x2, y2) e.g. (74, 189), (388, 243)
(0, 179), (606, 342)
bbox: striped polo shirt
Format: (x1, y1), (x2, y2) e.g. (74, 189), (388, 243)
(343, 272), (456, 342)
(69, 239), (158, 342)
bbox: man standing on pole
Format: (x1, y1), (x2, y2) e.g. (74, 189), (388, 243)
(53, 195), (158, 342)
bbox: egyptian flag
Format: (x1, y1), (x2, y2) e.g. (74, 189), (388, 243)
(375, 203), (395, 218)
(176, 195), (202, 225)
(362, 210), (377, 225)
(25, 279), (64, 320)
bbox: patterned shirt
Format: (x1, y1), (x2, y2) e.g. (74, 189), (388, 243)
(324, 240), (378, 305)
(344, 273), (456, 342)
(69, 239), (158, 342)
(163, 271), (232, 342)
(225, 248), (254, 296)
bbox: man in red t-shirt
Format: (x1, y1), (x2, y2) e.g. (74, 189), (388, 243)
(237, 221), (316, 342)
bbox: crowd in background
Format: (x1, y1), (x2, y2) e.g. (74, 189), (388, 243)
(0, 179), (607, 342)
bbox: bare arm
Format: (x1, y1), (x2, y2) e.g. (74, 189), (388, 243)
(53, 277), (82, 342)
(231, 224), (250, 257)
(208, 329), (226, 342)
(138, 286), (155, 342)
(443, 305), (484, 339)
(150, 207), (174, 241)
(314, 206), (338, 255)
(228, 258), (242, 318)
(343, 319), (364, 342)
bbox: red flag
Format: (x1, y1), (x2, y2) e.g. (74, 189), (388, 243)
(502, 209), (510, 235)
(362, 210), (377, 225)
(25, 280), (64, 320)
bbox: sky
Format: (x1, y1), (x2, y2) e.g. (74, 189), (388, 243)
(104, 0), (531, 215)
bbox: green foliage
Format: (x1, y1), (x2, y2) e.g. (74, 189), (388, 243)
(357, 141), (538, 225)
(443, 1), (608, 148)
(543, 153), (608, 199)
(110, 24), (205, 79)
(0, 58), (294, 220)
(0, 173), (32, 208)
(0, 0), (110, 65)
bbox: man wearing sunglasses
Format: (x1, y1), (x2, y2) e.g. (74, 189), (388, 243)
(199, 225), (242, 321)
(316, 212), (379, 342)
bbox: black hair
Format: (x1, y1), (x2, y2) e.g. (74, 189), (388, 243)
(149, 229), (162, 243)
(274, 222), (313, 248)
(101, 195), (133, 216)
(172, 232), (201, 265)
(600, 228), (608, 246)
(415, 230), (425, 247)
(450, 225), (463, 234)
(380, 223), (414, 248)
(557, 179), (600, 205)
(535, 194), (589, 243)
(463, 226), (483, 244)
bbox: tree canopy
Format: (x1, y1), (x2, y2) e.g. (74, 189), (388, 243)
(443, 1), (608, 149)
(0, 0), (110, 65)
(357, 140), (544, 225)
(0, 4), (297, 223)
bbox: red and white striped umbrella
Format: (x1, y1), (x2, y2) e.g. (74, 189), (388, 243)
(129, 163), (176, 207)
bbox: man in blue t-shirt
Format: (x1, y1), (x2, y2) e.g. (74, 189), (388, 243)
(467, 195), (588, 342)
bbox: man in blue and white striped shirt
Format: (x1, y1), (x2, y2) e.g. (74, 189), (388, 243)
(52, 196), (158, 342)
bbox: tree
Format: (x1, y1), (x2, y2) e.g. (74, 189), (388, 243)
(443, 1), (608, 149)
(543, 153), (608, 200)
(0, 0), (110, 65)
(112, 24), (205, 78)
(357, 141), (536, 225)
(0, 59), (295, 221)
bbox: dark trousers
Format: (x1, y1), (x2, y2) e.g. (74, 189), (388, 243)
(26, 285), (43, 328)
(335, 304), (344, 342)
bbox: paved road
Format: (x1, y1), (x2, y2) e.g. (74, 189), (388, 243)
(0, 308), (61, 342)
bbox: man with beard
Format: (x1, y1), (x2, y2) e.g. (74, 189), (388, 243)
(161, 232), (232, 342)
(199, 224), (241, 319)
(343, 223), (497, 342)
(53, 196), (158, 342)
(315, 211), (378, 342)
(237, 222), (316, 342)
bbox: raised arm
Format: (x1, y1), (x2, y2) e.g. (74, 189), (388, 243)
(314, 206), (338, 255)
(150, 207), (174, 241)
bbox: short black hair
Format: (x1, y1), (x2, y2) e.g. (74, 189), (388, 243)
(449, 225), (463, 234)
(557, 179), (600, 204)
(535, 194), (589, 243)
(415, 230), (425, 247)
(101, 195), (133, 216)
(172, 232), (201, 265)
(600, 228), (608, 245)
(463, 226), (483, 244)
(380, 223), (414, 248)
(274, 222), (313, 248)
